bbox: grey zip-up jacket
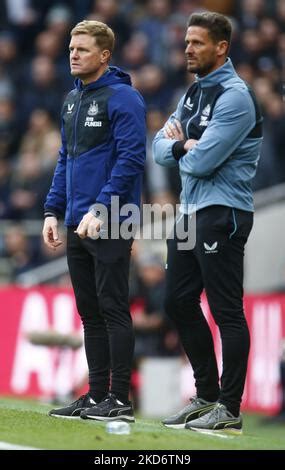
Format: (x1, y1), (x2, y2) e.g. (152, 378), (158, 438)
(153, 59), (263, 213)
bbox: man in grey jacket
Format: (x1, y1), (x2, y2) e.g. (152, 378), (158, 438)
(153, 11), (263, 434)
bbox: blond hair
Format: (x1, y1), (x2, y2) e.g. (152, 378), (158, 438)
(71, 20), (115, 54)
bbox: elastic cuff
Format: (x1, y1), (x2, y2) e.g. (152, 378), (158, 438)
(172, 140), (187, 161)
(44, 211), (58, 219)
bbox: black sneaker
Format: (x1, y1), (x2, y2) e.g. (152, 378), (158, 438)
(80, 393), (135, 422)
(162, 396), (216, 429)
(48, 394), (96, 419)
(186, 403), (243, 435)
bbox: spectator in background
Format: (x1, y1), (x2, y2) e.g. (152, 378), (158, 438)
(0, 1), (8, 29)
(144, 108), (176, 206)
(131, 253), (167, 360)
(43, 4), (74, 87)
(121, 33), (148, 71)
(137, 64), (173, 111)
(2, 0), (53, 53)
(137, 0), (172, 67)
(276, 0), (285, 29)
(9, 149), (52, 219)
(34, 30), (72, 87)
(3, 224), (41, 280)
(19, 55), (66, 125)
(237, 0), (266, 29)
(87, 0), (132, 61)
(19, 109), (61, 167)
(252, 76), (285, 190)
(203, 0), (234, 14)
(0, 96), (21, 160)
(0, 32), (21, 89)
(0, 158), (12, 219)
(45, 4), (73, 38)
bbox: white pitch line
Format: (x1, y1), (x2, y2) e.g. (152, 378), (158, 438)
(191, 430), (234, 439)
(0, 441), (40, 450)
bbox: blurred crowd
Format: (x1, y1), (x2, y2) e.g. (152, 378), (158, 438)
(0, 0), (285, 359)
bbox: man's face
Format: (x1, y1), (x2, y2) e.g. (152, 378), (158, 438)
(69, 34), (109, 83)
(185, 26), (224, 77)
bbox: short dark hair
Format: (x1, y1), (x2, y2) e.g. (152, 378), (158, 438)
(187, 12), (232, 45)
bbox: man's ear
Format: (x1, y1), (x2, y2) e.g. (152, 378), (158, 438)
(101, 49), (111, 64)
(217, 40), (229, 57)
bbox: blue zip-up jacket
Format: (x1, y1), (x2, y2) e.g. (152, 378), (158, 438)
(153, 59), (263, 213)
(44, 66), (146, 225)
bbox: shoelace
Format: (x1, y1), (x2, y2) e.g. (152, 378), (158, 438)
(189, 396), (199, 405)
(202, 403), (230, 423)
(70, 393), (92, 407)
(189, 396), (206, 407)
(177, 396), (201, 414)
(95, 394), (117, 411)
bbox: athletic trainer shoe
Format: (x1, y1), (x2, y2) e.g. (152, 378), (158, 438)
(162, 396), (216, 429)
(80, 393), (135, 422)
(186, 403), (243, 435)
(48, 393), (96, 419)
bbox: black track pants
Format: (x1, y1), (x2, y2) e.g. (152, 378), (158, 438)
(165, 206), (253, 416)
(67, 228), (134, 403)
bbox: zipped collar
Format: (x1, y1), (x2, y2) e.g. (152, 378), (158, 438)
(196, 58), (238, 88)
(74, 66), (132, 91)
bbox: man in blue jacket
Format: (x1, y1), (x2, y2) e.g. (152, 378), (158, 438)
(43, 20), (146, 422)
(153, 12), (263, 434)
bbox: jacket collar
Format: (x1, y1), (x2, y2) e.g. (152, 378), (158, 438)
(196, 58), (237, 88)
(74, 66), (132, 91)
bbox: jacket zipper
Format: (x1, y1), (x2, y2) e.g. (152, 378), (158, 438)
(71, 90), (83, 225)
(182, 88), (203, 209)
(73, 90), (83, 156)
(186, 88), (203, 138)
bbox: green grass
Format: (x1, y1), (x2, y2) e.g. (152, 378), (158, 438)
(0, 397), (284, 450)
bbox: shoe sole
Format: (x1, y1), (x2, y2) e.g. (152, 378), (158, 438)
(81, 414), (135, 422)
(163, 423), (186, 429)
(48, 414), (81, 419)
(189, 426), (243, 436)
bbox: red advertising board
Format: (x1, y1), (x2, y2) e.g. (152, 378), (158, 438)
(0, 286), (87, 400)
(0, 286), (284, 413)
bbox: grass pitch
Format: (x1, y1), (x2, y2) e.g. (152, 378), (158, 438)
(0, 397), (284, 450)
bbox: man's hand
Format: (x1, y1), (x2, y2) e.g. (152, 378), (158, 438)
(75, 212), (103, 239)
(184, 139), (198, 151)
(42, 216), (63, 251)
(163, 119), (184, 140)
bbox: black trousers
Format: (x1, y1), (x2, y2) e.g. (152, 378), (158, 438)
(67, 228), (134, 403)
(165, 205), (253, 416)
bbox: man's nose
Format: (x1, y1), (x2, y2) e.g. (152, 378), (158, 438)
(71, 49), (78, 58)
(185, 43), (193, 54)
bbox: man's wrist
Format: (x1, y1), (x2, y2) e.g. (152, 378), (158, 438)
(172, 140), (187, 161)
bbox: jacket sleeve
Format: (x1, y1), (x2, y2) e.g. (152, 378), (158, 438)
(44, 121), (67, 217)
(95, 88), (146, 209)
(179, 88), (256, 178)
(152, 95), (185, 167)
